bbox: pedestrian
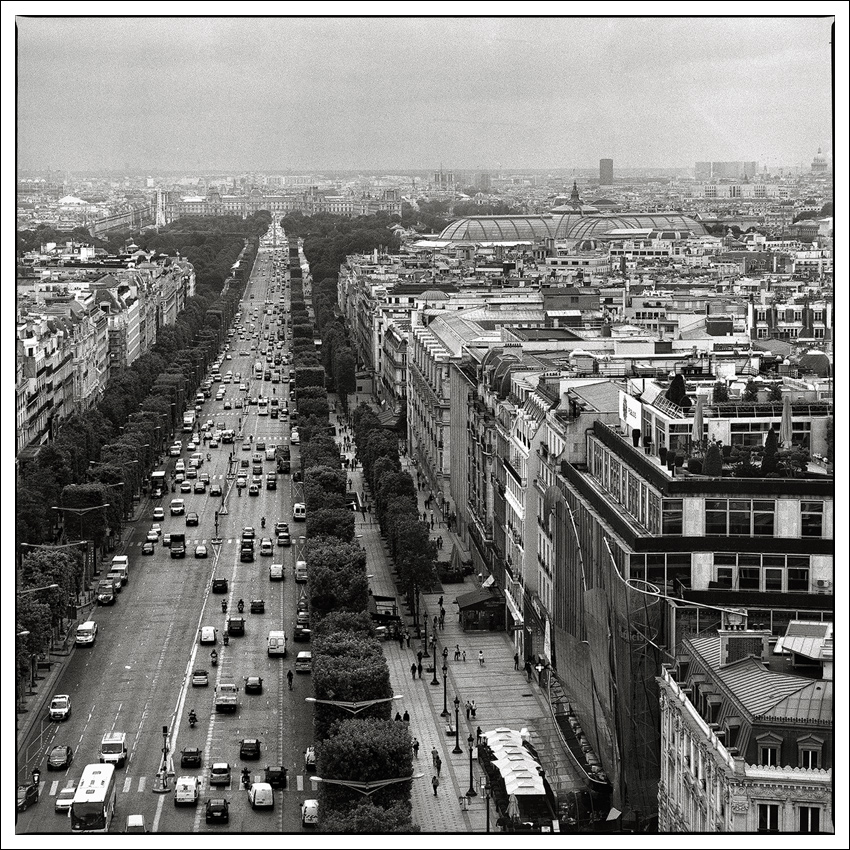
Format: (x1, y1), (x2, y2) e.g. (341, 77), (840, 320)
(438, 596), (443, 608)
(462, 650), (466, 662)
(417, 662), (423, 679)
(470, 700), (477, 719)
(433, 615), (438, 631)
(430, 513), (435, 530)
(411, 662), (417, 681)
(514, 652), (520, 671)
(417, 650), (423, 664)
(422, 510), (427, 522)
(432, 775), (439, 796)
(398, 630), (404, 649)
(395, 711), (402, 721)
(287, 669), (293, 690)
(435, 754), (442, 778)
(454, 644), (461, 661)
(476, 726), (483, 746)
(405, 631), (411, 648)
(431, 747), (439, 769)
(403, 710), (410, 722)
(412, 738), (419, 758)
(439, 610), (445, 629)
(525, 660), (532, 682)
(478, 650), (485, 667)
(442, 646), (449, 662)
(465, 700), (471, 720)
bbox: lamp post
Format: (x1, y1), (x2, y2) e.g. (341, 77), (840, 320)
(423, 607), (429, 658)
(431, 637), (440, 686)
(466, 734), (477, 797)
(452, 696), (463, 753)
(482, 778), (491, 832)
(440, 662), (450, 717)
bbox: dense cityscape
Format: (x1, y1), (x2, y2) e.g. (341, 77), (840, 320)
(12, 14), (837, 841)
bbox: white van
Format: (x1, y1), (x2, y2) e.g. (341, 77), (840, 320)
(111, 556), (129, 584)
(174, 776), (199, 806)
(295, 561), (308, 583)
(248, 782), (274, 809)
(267, 631), (287, 657)
(175, 459), (185, 473)
(269, 563), (284, 581)
(295, 651), (312, 673)
(100, 731), (127, 767)
(75, 621), (98, 646)
(293, 503), (306, 522)
(170, 498), (185, 516)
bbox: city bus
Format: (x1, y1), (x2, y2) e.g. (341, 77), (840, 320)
(70, 763), (116, 833)
(150, 470), (167, 498)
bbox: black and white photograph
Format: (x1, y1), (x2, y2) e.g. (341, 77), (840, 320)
(6, 6), (844, 842)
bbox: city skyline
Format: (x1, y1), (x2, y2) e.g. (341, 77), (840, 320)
(14, 14), (835, 173)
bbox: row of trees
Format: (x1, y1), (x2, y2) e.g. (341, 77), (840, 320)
(287, 235), (416, 832)
(16, 231), (256, 705)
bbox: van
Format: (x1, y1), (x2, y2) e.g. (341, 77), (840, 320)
(125, 815), (148, 834)
(269, 563), (284, 581)
(295, 651), (312, 673)
(267, 631), (287, 657)
(170, 498), (185, 516)
(293, 503), (306, 522)
(75, 621), (98, 646)
(174, 776), (199, 806)
(294, 561), (308, 583)
(175, 460), (185, 473)
(248, 781), (274, 809)
(100, 731), (128, 767)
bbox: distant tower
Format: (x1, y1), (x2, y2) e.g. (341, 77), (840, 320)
(599, 158), (614, 186)
(811, 147), (829, 174)
(155, 188), (167, 227)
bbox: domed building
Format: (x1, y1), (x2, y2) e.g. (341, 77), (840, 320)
(811, 147), (829, 174)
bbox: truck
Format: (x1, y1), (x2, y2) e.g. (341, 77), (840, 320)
(149, 470), (167, 498)
(170, 533), (186, 559)
(182, 412), (195, 432)
(110, 555), (129, 584)
(215, 683), (239, 713)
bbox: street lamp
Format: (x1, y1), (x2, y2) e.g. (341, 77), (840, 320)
(16, 583), (60, 596)
(431, 637), (440, 686)
(466, 734), (477, 797)
(440, 662), (450, 717)
(422, 607), (430, 658)
(452, 696), (463, 754)
(482, 778), (491, 832)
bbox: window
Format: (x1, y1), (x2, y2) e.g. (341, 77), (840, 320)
(705, 499), (774, 536)
(798, 806), (821, 833)
(758, 803), (780, 833)
(799, 748), (820, 769)
(764, 568), (783, 591)
(787, 558), (810, 592)
(662, 500), (683, 535)
(800, 502), (824, 538)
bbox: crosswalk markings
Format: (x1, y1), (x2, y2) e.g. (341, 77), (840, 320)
(43, 773), (306, 795)
(123, 776), (132, 793)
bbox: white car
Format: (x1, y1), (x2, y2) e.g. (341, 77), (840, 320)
(199, 626), (217, 645)
(301, 799), (318, 827)
(49, 694), (72, 721)
(54, 785), (76, 814)
(152, 507), (165, 520)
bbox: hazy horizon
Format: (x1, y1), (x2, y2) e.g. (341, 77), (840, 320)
(16, 16), (835, 173)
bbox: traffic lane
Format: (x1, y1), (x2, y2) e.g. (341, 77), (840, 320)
(18, 532), (216, 834)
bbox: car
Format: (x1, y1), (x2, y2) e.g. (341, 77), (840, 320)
(290, 428), (300, 444)
(49, 694), (72, 721)
(259, 537), (273, 556)
(244, 676), (264, 694)
(17, 782), (39, 812)
(249, 396), (258, 406)
(199, 626), (217, 645)
(249, 484), (260, 496)
(223, 400), (232, 409)
(180, 748), (203, 769)
(54, 785), (76, 814)
(301, 798), (318, 827)
(242, 526), (256, 539)
(239, 383), (248, 392)
(277, 531), (291, 547)
(186, 440), (196, 452)
(180, 481), (192, 493)
(241, 441), (251, 451)
(209, 438), (219, 448)
(239, 738), (261, 760)
(142, 542), (155, 555)
(226, 353), (232, 360)
(191, 668), (209, 687)
(256, 441), (266, 451)
(195, 544), (208, 558)
(227, 616), (245, 636)
(236, 476), (247, 489)
(293, 622), (311, 642)
(47, 744), (74, 770)
(240, 458), (249, 468)
(250, 598), (265, 613)
(185, 467), (197, 479)
(235, 399), (243, 409)
(274, 521), (289, 535)
(174, 472), (185, 483)
(209, 483), (222, 497)
(248, 782), (274, 810)
(174, 775), (199, 807)
(304, 745), (316, 772)
(162, 532), (172, 547)
(146, 530), (159, 542)
(205, 798), (230, 824)
(169, 445), (181, 457)
(194, 481), (206, 494)
(153, 507), (165, 520)
(209, 762), (231, 786)
(212, 578), (228, 594)
(186, 512), (199, 526)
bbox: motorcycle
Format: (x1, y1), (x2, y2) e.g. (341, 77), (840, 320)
(210, 650), (218, 666)
(223, 631), (230, 646)
(207, 452), (212, 461)
(237, 599), (244, 614)
(261, 517), (266, 529)
(221, 599), (228, 613)
(188, 711), (197, 729)
(241, 768), (251, 790)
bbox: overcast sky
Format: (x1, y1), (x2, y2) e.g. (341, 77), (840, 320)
(15, 15), (835, 172)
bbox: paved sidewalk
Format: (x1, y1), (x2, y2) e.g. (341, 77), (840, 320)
(331, 401), (583, 832)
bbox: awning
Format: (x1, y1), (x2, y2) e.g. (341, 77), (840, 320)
(455, 588), (502, 610)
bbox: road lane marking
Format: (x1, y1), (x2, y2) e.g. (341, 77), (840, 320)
(151, 791), (166, 833)
(138, 776), (146, 793)
(49, 780), (59, 796)
(123, 776), (132, 793)
(297, 774), (303, 791)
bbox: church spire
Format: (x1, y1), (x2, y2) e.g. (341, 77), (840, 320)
(570, 180), (581, 203)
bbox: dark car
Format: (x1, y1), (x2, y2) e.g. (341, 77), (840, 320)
(210, 484), (222, 497)
(205, 798), (229, 824)
(250, 599), (265, 614)
(194, 481), (206, 494)
(242, 526), (256, 539)
(244, 676), (264, 694)
(240, 738), (261, 760)
(180, 747), (203, 768)
(263, 765), (288, 789)
(227, 616), (245, 636)
(248, 484), (260, 496)
(142, 542), (155, 555)
(186, 512), (199, 526)
(293, 623), (311, 642)
(212, 578), (228, 594)
(47, 745), (74, 770)
(17, 782), (39, 812)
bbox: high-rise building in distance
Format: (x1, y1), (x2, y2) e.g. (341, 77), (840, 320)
(694, 161), (758, 181)
(599, 158), (614, 185)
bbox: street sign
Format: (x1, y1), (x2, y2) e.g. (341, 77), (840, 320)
(509, 624), (524, 632)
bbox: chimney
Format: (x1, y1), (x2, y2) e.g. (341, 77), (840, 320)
(718, 628), (772, 665)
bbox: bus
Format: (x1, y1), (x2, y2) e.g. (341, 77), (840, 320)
(150, 470), (167, 498)
(70, 763), (116, 833)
